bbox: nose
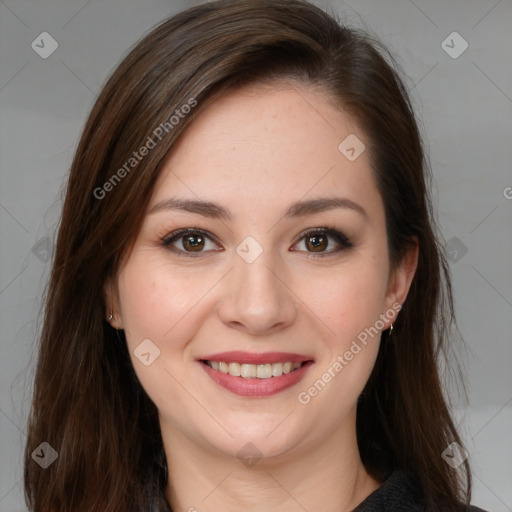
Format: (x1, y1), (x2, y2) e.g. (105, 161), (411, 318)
(217, 247), (298, 336)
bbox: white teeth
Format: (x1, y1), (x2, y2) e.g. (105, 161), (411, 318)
(228, 362), (241, 376)
(240, 364), (257, 378)
(257, 364), (272, 379)
(206, 360), (304, 379)
(272, 363), (283, 376)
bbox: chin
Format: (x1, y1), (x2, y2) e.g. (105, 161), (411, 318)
(204, 414), (305, 463)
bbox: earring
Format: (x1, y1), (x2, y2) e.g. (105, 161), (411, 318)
(389, 323), (394, 335)
(108, 312), (113, 321)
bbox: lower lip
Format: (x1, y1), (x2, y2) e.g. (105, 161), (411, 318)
(199, 361), (314, 397)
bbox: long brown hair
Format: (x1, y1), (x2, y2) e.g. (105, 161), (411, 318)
(24, 0), (472, 510)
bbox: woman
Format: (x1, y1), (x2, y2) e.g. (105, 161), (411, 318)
(23, 0), (489, 510)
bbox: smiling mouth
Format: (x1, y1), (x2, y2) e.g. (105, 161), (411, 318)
(201, 360), (307, 379)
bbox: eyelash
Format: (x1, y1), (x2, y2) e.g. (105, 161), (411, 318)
(161, 226), (353, 258)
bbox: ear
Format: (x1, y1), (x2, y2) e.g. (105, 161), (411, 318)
(383, 240), (419, 327)
(103, 276), (123, 329)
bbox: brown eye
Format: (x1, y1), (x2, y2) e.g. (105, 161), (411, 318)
(292, 228), (353, 257)
(182, 233), (205, 252)
(162, 228), (220, 255)
(305, 233), (328, 252)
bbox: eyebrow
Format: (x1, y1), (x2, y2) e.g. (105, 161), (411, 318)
(148, 196), (368, 221)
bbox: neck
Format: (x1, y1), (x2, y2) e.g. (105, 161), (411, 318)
(161, 413), (381, 512)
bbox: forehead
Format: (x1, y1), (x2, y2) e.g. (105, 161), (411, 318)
(150, 82), (383, 222)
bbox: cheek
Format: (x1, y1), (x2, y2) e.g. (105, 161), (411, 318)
(307, 263), (388, 344)
(116, 260), (209, 409)
(294, 268), (386, 418)
(117, 257), (212, 348)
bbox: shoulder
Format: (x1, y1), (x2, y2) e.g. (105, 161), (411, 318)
(352, 470), (491, 512)
(352, 470), (424, 511)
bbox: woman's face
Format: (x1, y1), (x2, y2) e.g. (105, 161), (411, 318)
(107, 82), (416, 462)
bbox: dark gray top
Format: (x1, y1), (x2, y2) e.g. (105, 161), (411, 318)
(352, 470), (488, 511)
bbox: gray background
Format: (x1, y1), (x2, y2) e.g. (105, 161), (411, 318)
(1, 0), (511, 510)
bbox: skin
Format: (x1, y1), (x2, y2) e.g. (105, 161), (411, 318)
(105, 82), (418, 512)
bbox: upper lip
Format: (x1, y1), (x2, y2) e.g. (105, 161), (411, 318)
(199, 351), (314, 365)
